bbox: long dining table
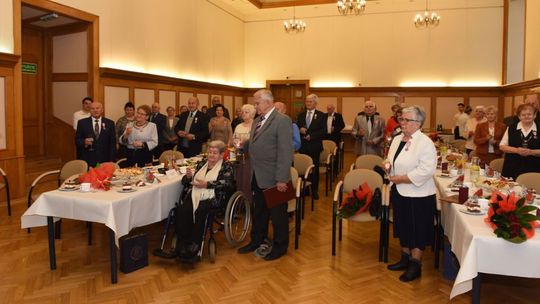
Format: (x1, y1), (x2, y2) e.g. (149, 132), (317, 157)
(21, 171), (184, 284)
(434, 171), (540, 303)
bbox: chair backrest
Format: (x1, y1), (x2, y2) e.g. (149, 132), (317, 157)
(450, 139), (466, 151)
(290, 167), (299, 186)
(516, 172), (540, 193)
(159, 150), (185, 164)
(288, 167), (300, 212)
(60, 160), (88, 182)
(293, 153), (313, 176)
(489, 158), (504, 173)
(0, 167), (6, 189)
(323, 140), (337, 154)
(354, 155), (384, 170)
(343, 169), (383, 194)
(320, 140), (337, 164)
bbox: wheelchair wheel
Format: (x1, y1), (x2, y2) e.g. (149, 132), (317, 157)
(208, 237), (216, 263)
(224, 191), (251, 247)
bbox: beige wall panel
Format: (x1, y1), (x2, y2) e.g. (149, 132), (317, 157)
(158, 90), (176, 113)
(247, 96), (254, 105)
(470, 97), (499, 110)
(52, 82), (88, 125)
(524, 0), (540, 80)
(504, 96), (514, 117)
(404, 97), (431, 128)
(234, 96), (244, 111)
(134, 88), (154, 106)
(0, 77), (5, 149)
(317, 97), (337, 114)
(514, 95), (524, 105)
(179, 92), (194, 107)
(104, 86), (129, 122)
(56, 0), (244, 86)
(342, 97), (365, 129)
(52, 32), (88, 73)
(436, 97), (464, 130)
(197, 94), (209, 108)
(371, 97), (396, 122)
(223, 96), (234, 114)
(0, 0), (13, 53)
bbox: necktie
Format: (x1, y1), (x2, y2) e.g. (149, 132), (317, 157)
(190, 111), (194, 118)
(254, 115), (266, 136)
(94, 119), (100, 138)
(306, 111), (313, 128)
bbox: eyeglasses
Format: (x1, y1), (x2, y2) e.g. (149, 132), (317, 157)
(137, 111), (148, 116)
(398, 117), (419, 123)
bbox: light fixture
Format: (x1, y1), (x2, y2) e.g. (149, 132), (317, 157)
(414, 0), (440, 28)
(337, 0), (366, 16)
(39, 12), (59, 22)
(284, 7), (306, 33)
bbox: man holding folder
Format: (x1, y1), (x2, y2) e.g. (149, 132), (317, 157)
(237, 89), (294, 261)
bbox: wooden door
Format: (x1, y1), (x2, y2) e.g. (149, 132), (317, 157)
(268, 81), (308, 122)
(22, 28), (45, 157)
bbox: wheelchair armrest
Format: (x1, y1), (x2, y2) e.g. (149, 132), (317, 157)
(333, 181), (344, 204)
(304, 164), (315, 180)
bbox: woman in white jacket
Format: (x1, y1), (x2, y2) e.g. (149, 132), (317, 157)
(385, 106), (437, 282)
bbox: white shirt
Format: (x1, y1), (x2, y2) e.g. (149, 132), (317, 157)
(327, 113), (334, 134)
(258, 107), (275, 129)
(454, 112), (469, 137)
(387, 129), (437, 197)
(73, 110), (91, 130)
(499, 121), (537, 146)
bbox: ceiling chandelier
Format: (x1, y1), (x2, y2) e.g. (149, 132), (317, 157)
(284, 7), (306, 33)
(414, 0), (440, 28)
(337, 0), (366, 16)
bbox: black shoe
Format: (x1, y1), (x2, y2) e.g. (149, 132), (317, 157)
(178, 254), (199, 264)
(238, 243), (260, 254)
(263, 250), (286, 261)
(153, 249), (177, 259)
(399, 259), (422, 282)
(387, 252), (410, 271)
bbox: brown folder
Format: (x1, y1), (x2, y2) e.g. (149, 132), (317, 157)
(263, 180), (295, 209)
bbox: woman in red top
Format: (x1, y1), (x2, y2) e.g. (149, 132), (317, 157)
(473, 106), (506, 165)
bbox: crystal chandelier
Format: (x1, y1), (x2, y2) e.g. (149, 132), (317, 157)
(414, 0), (440, 28)
(284, 7), (306, 33)
(337, 0), (366, 16)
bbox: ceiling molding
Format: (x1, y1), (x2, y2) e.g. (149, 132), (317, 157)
(259, 0), (335, 9)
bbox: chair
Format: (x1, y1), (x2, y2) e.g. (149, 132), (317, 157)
(489, 158), (504, 173)
(288, 167), (302, 249)
(321, 140), (337, 197)
(337, 140), (345, 175)
(449, 139), (466, 152)
(0, 167), (11, 216)
(27, 160), (89, 239)
(293, 153), (315, 219)
(331, 169), (390, 262)
(116, 158), (128, 168)
(516, 172), (540, 193)
(349, 154), (384, 172)
(159, 150), (184, 164)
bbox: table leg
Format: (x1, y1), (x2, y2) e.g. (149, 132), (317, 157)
(47, 216), (56, 270)
(472, 273), (482, 304)
(109, 229), (118, 284)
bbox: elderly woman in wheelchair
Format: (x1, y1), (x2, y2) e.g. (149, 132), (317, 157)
(158, 140), (235, 263)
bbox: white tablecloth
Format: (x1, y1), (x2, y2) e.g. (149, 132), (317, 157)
(434, 173), (540, 299)
(21, 175), (183, 246)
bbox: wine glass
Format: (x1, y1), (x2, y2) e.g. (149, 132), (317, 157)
(87, 134), (95, 151)
(382, 159), (391, 183)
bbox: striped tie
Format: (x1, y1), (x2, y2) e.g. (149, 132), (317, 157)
(254, 115), (266, 136)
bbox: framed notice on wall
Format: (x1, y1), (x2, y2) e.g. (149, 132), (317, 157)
(0, 77), (6, 149)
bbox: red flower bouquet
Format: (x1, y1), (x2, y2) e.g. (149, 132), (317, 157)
(79, 162), (116, 191)
(337, 182), (373, 220)
(485, 190), (540, 244)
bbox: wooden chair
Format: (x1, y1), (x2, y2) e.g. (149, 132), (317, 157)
(159, 150), (184, 164)
(116, 158), (128, 168)
(489, 158), (504, 173)
(516, 172), (540, 193)
(321, 140), (337, 197)
(288, 167), (302, 249)
(293, 153), (315, 219)
(449, 139), (466, 152)
(349, 154), (384, 172)
(338, 140), (345, 174)
(0, 167), (11, 216)
(331, 169), (390, 262)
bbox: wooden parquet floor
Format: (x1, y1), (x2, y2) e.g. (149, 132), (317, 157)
(1, 153), (540, 303)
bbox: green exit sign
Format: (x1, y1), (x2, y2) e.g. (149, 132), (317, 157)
(22, 62), (37, 74)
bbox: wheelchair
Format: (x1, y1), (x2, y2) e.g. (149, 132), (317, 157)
(155, 189), (251, 263)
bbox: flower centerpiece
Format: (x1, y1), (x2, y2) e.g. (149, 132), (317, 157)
(337, 182), (373, 220)
(485, 190), (540, 244)
(79, 162), (116, 191)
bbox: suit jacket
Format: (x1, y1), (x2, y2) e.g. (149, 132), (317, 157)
(245, 109), (293, 189)
(75, 116), (116, 167)
(297, 109), (326, 155)
(206, 105), (230, 120)
(351, 114), (386, 156)
(149, 112), (167, 143)
(174, 110), (209, 157)
(163, 116), (179, 144)
(473, 121), (507, 155)
(324, 112), (345, 144)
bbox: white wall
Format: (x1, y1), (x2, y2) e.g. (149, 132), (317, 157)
(524, 0), (540, 80)
(506, 0), (525, 84)
(0, 0), (13, 53)
(52, 31), (88, 73)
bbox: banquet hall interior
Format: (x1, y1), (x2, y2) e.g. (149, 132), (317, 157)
(0, 0), (540, 303)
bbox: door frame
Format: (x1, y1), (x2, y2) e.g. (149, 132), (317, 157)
(266, 79), (309, 119)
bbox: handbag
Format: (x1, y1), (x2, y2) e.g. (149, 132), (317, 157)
(120, 233), (148, 273)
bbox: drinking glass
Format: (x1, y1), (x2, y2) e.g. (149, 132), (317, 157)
(87, 135), (95, 151)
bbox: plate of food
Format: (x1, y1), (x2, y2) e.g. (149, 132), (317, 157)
(58, 184), (79, 191)
(460, 203), (486, 215)
(117, 183), (137, 193)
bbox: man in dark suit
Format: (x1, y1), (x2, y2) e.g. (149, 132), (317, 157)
(325, 104), (345, 145)
(206, 96), (230, 119)
(237, 89), (294, 261)
(174, 96), (209, 157)
(149, 103), (167, 159)
(297, 94), (326, 200)
(75, 101), (116, 167)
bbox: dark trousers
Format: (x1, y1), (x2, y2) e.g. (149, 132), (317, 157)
(152, 144), (163, 160)
(175, 196), (211, 249)
(126, 148), (153, 167)
(250, 175), (289, 254)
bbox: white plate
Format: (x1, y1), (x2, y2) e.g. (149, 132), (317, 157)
(58, 186), (79, 192)
(437, 174), (453, 178)
(78, 189), (97, 193)
(459, 208), (486, 216)
(117, 188), (137, 193)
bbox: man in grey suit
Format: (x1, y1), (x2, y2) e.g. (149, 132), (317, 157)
(237, 89), (294, 261)
(352, 100), (386, 156)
